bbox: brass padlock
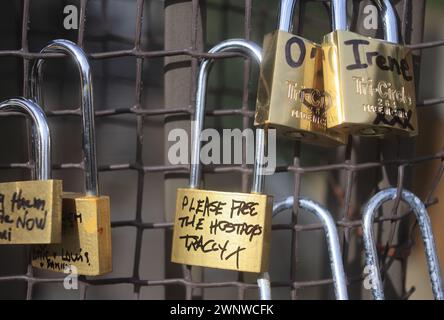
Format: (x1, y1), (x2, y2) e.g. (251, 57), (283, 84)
(254, 0), (346, 146)
(322, 0), (417, 137)
(31, 40), (112, 276)
(171, 39), (273, 273)
(0, 98), (62, 244)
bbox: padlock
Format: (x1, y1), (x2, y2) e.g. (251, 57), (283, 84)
(362, 188), (444, 300)
(171, 39), (273, 273)
(322, 0), (417, 137)
(273, 196), (348, 300)
(254, 0), (346, 146)
(0, 98), (62, 244)
(30, 39), (112, 276)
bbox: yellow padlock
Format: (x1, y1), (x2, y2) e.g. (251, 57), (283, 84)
(31, 40), (112, 276)
(322, 0), (417, 137)
(0, 98), (62, 244)
(171, 39), (273, 273)
(255, 0), (346, 146)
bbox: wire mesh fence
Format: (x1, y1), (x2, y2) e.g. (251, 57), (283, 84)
(0, 0), (443, 300)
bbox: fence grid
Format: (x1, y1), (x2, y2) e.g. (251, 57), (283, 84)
(0, 0), (442, 300)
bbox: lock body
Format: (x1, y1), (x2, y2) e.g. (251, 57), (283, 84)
(171, 188), (272, 273)
(32, 193), (112, 275)
(322, 30), (417, 136)
(0, 180), (62, 244)
(255, 30), (346, 146)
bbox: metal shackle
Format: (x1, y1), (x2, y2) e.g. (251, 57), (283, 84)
(273, 196), (349, 300)
(277, 0), (297, 32)
(30, 39), (98, 196)
(377, 0), (399, 43)
(362, 188), (444, 300)
(0, 98), (51, 181)
(331, 0), (398, 43)
(331, 0), (348, 31)
(190, 38), (263, 190)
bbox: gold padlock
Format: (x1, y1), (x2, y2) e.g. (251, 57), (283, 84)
(322, 0), (417, 137)
(31, 40), (112, 276)
(171, 39), (273, 273)
(0, 98), (62, 244)
(255, 0), (346, 146)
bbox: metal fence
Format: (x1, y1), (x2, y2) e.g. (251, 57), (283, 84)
(0, 0), (443, 300)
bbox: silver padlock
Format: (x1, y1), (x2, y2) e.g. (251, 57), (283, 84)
(362, 188), (444, 300)
(273, 196), (348, 300)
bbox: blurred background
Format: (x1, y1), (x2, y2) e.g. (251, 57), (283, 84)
(0, 0), (441, 300)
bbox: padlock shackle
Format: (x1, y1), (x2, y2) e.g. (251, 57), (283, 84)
(378, 0), (400, 43)
(30, 39), (99, 196)
(278, 0), (297, 32)
(331, 0), (348, 31)
(362, 188), (444, 300)
(0, 98), (51, 180)
(190, 39), (262, 189)
(273, 196), (349, 300)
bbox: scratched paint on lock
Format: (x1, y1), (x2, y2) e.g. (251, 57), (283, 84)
(322, 30), (417, 136)
(171, 189), (272, 273)
(0, 180), (62, 244)
(32, 193), (112, 275)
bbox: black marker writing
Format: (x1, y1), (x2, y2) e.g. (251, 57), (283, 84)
(11, 189), (46, 212)
(208, 219), (262, 242)
(15, 210), (47, 231)
(45, 259), (69, 271)
(0, 228), (12, 241)
(178, 214), (205, 231)
(285, 36), (306, 68)
(62, 212), (83, 228)
(85, 251), (90, 266)
(179, 234), (245, 270)
(181, 195), (225, 217)
(230, 200), (259, 219)
(373, 108), (414, 130)
(0, 194), (14, 225)
(61, 248), (84, 263)
(344, 39), (413, 81)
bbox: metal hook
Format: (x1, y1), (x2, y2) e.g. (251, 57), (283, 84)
(30, 39), (98, 196)
(331, 0), (398, 43)
(273, 196), (349, 300)
(375, 0), (399, 43)
(362, 188), (444, 300)
(277, 0), (298, 32)
(0, 98), (51, 180)
(190, 38), (262, 189)
(331, 0), (348, 31)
